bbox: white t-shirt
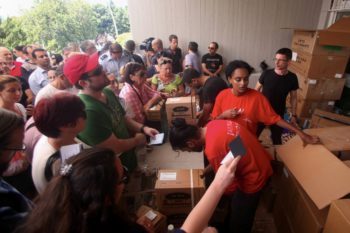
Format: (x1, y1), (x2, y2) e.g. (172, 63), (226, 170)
(35, 84), (78, 105)
(32, 136), (56, 193)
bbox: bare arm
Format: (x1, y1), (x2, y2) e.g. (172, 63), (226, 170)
(255, 81), (263, 92)
(25, 89), (34, 104)
(276, 119), (320, 145)
(213, 65), (223, 76)
(124, 116), (159, 137)
(144, 95), (162, 111)
(201, 63), (214, 76)
(181, 156), (241, 233)
(96, 132), (146, 155)
(197, 103), (213, 127)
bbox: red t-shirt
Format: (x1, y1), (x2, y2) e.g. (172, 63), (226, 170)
(205, 120), (273, 194)
(211, 88), (281, 134)
(10, 61), (23, 77)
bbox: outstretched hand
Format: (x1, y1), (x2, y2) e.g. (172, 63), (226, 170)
(301, 133), (321, 147)
(213, 156), (241, 189)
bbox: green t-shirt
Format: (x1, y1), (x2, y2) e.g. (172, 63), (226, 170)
(151, 74), (182, 93)
(78, 88), (137, 171)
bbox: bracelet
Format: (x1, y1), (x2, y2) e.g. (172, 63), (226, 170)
(140, 125), (146, 134)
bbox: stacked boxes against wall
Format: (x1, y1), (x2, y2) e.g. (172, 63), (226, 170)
(289, 17), (350, 119)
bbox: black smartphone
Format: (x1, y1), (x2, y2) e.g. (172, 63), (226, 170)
(228, 135), (246, 157)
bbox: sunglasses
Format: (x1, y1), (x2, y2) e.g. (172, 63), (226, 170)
(160, 59), (172, 65)
(111, 50), (122, 54)
(87, 66), (103, 78)
(208, 47), (216, 50)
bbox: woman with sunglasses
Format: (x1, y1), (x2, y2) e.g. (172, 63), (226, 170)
(0, 108), (33, 233)
(17, 147), (154, 233)
(151, 57), (185, 97)
(119, 62), (162, 125)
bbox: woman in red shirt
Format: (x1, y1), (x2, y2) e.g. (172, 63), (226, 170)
(169, 118), (273, 233)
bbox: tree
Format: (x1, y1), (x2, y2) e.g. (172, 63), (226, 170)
(92, 3), (130, 38)
(21, 0), (98, 52)
(0, 17), (28, 49)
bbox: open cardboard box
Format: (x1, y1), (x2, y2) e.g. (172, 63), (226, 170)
(318, 17), (350, 48)
(276, 132), (350, 210)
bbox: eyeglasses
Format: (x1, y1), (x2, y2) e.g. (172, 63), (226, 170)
(159, 59), (172, 65)
(118, 166), (129, 185)
(273, 58), (288, 63)
(208, 47), (216, 50)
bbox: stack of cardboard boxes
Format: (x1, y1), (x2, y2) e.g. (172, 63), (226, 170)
(289, 17), (350, 119)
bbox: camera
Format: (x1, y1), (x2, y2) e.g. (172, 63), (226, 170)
(139, 37), (154, 51)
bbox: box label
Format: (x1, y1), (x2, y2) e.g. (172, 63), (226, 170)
(160, 172), (177, 180)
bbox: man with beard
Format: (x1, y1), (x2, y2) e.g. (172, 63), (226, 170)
(63, 53), (158, 172)
(0, 109), (33, 233)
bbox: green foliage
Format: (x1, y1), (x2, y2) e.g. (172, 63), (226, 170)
(0, 17), (29, 49)
(0, 0), (130, 52)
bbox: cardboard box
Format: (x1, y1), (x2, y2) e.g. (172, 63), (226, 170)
(155, 169), (205, 212)
(273, 166), (329, 233)
(146, 99), (165, 121)
(136, 205), (167, 233)
(323, 199), (350, 233)
(289, 50), (349, 79)
(296, 94), (335, 118)
(165, 96), (196, 124)
(291, 29), (350, 56)
(318, 17), (350, 48)
(296, 73), (346, 100)
(276, 136), (350, 210)
(310, 109), (350, 128)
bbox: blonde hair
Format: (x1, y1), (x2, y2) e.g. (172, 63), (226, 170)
(0, 75), (21, 91)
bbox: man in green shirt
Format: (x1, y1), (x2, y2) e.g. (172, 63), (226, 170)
(64, 53), (158, 171)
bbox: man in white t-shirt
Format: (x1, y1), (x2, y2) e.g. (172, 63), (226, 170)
(35, 64), (77, 105)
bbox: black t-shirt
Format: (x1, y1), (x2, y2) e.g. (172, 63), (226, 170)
(201, 53), (223, 75)
(198, 77), (228, 109)
(166, 47), (182, 74)
(259, 69), (299, 116)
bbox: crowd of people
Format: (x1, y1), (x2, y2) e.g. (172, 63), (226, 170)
(0, 35), (321, 233)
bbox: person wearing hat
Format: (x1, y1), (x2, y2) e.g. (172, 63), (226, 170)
(100, 42), (131, 82)
(64, 53), (159, 172)
(182, 68), (228, 127)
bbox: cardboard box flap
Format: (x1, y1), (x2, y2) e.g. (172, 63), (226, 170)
(318, 17), (350, 47)
(276, 136), (350, 209)
(304, 126), (350, 152)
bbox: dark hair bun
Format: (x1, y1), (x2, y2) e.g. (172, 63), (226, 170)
(171, 118), (187, 129)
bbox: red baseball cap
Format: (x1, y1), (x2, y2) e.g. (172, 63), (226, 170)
(63, 52), (99, 85)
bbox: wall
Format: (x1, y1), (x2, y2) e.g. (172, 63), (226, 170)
(128, 0), (323, 72)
